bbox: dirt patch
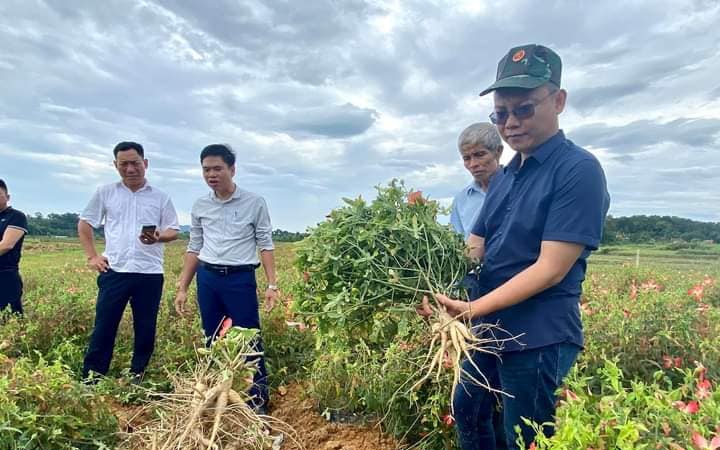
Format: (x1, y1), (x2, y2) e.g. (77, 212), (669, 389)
(271, 383), (402, 450)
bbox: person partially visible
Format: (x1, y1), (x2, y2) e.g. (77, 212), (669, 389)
(0, 179), (28, 315)
(79, 141), (179, 382)
(449, 123), (503, 239)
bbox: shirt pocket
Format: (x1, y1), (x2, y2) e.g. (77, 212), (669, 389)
(224, 208), (254, 240)
(138, 202), (162, 227)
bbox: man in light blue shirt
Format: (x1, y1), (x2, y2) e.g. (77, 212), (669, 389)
(450, 123), (503, 238)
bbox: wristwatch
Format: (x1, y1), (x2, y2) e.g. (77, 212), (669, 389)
(267, 284), (279, 291)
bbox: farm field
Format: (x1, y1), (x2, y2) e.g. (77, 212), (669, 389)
(1, 237), (719, 449)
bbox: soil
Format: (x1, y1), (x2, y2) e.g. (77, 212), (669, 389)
(270, 383), (402, 450)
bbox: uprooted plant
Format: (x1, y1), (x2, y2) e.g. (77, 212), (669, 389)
(294, 180), (516, 447)
(121, 326), (299, 450)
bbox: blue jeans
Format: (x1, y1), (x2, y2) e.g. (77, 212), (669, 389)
(83, 270), (164, 377)
(196, 265), (268, 408)
(453, 342), (581, 450)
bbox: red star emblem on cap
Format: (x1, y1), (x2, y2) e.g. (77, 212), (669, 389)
(512, 49), (525, 62)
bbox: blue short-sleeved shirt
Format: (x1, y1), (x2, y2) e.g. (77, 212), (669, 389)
(450, 182), (486, 239)
(471, 130), (610, 352)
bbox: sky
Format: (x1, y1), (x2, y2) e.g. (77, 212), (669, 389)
(1, 0), (719, 231)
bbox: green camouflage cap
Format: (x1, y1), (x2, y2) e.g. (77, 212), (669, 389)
(479, 44), (562, 96)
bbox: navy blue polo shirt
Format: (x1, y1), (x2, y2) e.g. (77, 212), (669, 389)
(471, 130), (610, 352)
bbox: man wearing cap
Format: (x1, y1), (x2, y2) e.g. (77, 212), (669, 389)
(174, 143), (278, 414)
(423, 44), (610, 448)
(0, 179), (28, 316)
(79, 141), (180, 382)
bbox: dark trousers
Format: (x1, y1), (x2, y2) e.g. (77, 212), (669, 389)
(0, 270), (23, 315)
(453, 342), (581, 450)
(82, 270), (164, 378)
(196, 265), (268, 408)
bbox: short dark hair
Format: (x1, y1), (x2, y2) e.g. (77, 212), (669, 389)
(0, 179), (6, 193)
(200, 144), (236, 167)
(113, 141), (145, 158)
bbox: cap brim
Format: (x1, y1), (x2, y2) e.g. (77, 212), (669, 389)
(479, 75), (548, 96)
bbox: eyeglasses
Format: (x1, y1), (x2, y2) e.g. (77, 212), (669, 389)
(489, 91), (556, 125)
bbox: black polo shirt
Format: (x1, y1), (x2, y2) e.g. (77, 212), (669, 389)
(0, 207), (28, 271)
(472, 131), (610, 352)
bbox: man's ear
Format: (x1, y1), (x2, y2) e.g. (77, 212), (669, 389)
(554, 89), (567, 114)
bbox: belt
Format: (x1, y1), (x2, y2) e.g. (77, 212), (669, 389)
(199, 261), (259, 275)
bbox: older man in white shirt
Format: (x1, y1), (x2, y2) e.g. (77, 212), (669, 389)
(78, 141), (179, 381)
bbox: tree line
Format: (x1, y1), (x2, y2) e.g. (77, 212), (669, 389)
(22, 212), (720, 245)
(24, 212), (307, 242)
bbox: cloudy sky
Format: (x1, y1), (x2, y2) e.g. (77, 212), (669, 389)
(1, 0), (719, 231)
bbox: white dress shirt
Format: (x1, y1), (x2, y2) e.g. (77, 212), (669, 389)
(80, 181), (180, 274)
(187, 186), (274, 266)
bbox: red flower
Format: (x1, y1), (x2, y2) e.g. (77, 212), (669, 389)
(688, 284), (705, 301)
(673, 400), (700, 414)
(691, 431), (720, 450)
(408, 190), (424, 205)
(528, 443), (537, 450)
(219, 317), (233, 338)
(441, 414), (455, 426)
(674, 357), (683, 368)
(696, 379), (712, 400)
(662, 355), (673, 369)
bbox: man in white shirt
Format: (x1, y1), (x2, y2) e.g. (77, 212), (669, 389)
(79, 141), (179, 381)
(174, 143), (278, 413)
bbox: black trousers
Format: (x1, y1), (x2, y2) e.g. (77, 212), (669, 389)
(83, 270), (163, 378)
(0, 270), (23, 315)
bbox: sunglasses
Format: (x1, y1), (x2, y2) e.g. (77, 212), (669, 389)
(489, 91), (556, 125)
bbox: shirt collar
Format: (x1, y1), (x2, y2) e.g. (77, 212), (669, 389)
(505, 130), (565, 172)
(466, 182), (483, 194)
(211, 184), (243, 203)
(117, 180), (151, 193)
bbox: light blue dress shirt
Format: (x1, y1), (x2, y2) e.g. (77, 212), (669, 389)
(450, 182), (487, 239)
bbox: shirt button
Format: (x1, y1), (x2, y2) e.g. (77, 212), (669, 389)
(506, 206), (512, 211)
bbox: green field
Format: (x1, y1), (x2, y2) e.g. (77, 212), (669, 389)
(1, 237), (719, 449)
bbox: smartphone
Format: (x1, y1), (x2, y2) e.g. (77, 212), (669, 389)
(141, 224), (157, 234)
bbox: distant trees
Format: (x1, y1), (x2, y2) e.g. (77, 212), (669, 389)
(23, 212), (718, 244)
(602, 215), (720, 244)
(25, 212), (308, 242)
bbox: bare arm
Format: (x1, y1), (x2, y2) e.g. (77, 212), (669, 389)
(174, 252), (200, 316)
(0, 227), (25, 256)
(78, 219), (109, 272)
(438, 240), (585, 318)
(260, 249), (278, 312)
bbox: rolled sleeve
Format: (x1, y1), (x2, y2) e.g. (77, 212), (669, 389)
(187, 210), (203, 254)
(542, 159), (610, 250)
(254, 198), (274, 251)
(80, 188), (105, 228)
(8, 210), (28, 233)
(159, 197), (180, 231)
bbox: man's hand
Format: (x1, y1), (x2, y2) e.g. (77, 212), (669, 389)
(435, 293), (472, 319)
(88, 255), (110, 273)
(139, 230), (160, 245)
(174, 289), (188, 316)
(264, 288), (279, 312)
(416, 295), (434, 318)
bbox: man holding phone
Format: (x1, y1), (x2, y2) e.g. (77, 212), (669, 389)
(78, 141), (180, 382)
